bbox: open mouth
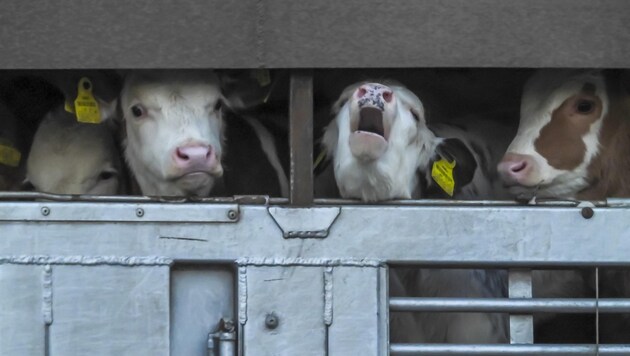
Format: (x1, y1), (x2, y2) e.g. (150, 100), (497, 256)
(356, 107), (385, 138)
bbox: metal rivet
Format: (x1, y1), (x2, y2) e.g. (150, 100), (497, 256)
(41, 207), (50, 216)
(581, 207), (594, 219)
(227, 209), (238, 220)
(265, 313), (279, 329)
(136, 208), (145, 218)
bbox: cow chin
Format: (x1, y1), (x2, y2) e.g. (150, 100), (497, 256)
(349, 131), (388, 161)
(176, 172), (217, 196)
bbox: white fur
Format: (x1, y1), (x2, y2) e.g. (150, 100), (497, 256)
(119, 71), (224, 196)
(26, 108), (122, 195)
(323, 82), (439, 202)
(505, 70), (608, 198)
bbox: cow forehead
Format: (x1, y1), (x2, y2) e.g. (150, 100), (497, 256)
(124, 81), (221, 106)
(516, 71), (607, 172)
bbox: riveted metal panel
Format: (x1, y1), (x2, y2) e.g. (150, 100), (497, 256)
(241, 266), (326, 355)
(0, 265), (45, 356)
(3, 203), (630, 265)
(49, 265), (170, 356)
(0, 202), (239, 223)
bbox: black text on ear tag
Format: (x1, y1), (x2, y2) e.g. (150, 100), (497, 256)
(74, 77), (101, 124)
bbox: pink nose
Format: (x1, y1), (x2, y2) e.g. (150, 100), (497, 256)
(173, 145), (217, 172)
(497, 153), (535, 185)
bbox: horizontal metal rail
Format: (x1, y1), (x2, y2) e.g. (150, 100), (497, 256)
(390, 297), (630, 314)
(390, 344), (630, 356)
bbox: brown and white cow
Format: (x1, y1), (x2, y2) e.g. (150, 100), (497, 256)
(498, 69), (630, 200)
(498, 69), (630, 342)
(112, 70), (288, 197)
(320, 81), (510, 343)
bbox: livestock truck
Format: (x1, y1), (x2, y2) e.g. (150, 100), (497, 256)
(1, 1), (630, 355)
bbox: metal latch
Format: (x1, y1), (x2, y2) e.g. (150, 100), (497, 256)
(268, 206), (341, 238)
(207, 318), (236, 356)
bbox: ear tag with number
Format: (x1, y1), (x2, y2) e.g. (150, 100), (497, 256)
(73, 77), (101, 124)
(431, 157), (456, 197)
(0, 139), (21, 167)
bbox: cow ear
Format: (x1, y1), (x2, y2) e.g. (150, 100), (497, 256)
(428, 138), (477, 197)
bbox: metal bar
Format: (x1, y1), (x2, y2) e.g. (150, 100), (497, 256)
(390, 344), (630, 356)
(288, 70), (313, 206)
(0, 192), (287, 205)
(509, 269), (533, 344)
(313, 198), (609, 207)
(389, 298), (630, 314)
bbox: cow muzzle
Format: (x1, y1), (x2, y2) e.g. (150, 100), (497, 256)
(497, 153), (540, 187)
(172, 144), (223, 179)
(349, 84), (394, 161)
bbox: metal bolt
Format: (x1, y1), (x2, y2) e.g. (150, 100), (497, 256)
(581, 207), (594, 219)
(227, 209), (238, 220)
(265, 313), (279, 330)
(41, 207), (50, 216)
(136, 208), (145, 218)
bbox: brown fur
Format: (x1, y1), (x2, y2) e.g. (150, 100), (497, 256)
(578, 95), (630, 199)
(535, 94), (602, 170)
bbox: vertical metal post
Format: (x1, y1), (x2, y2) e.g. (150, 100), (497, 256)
(508, 269), (534, 344)
(289, 70), (314, 206)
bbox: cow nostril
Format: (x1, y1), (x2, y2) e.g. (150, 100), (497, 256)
(357, 87), (367, 98)
(511, 161), (527, 173)
(176, 148), (189, 161)
(382, 91), (393, 103)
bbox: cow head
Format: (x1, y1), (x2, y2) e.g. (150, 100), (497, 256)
(25, 108), (123, 195)
(498, 70), (608, 198)
(118, 70), (225, 197)
(322, 82), (439, 201)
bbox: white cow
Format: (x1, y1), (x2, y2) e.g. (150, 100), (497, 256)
(114, 70), (288, 197)
(25, 107), (124, 195)
(320, 81), (509, 343)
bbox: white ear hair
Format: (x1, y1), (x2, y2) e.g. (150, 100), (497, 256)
(391, 85), (426, 124)
(97, 98), (119, 122)
(321, 119), (339, 156)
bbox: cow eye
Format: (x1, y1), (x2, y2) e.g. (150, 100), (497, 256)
(576, 100), (595, 114)
(98, 171), (117, 180)
(214, 100), (222, 112)
(410, 110), (420, 122)
(130, 104), (145, 118)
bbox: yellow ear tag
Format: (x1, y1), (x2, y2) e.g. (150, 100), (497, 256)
(0, 139), (21, 167)
(253, 69), (271, 87)
(73, 77), (101, 124)
(431, 158), (456, 197)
